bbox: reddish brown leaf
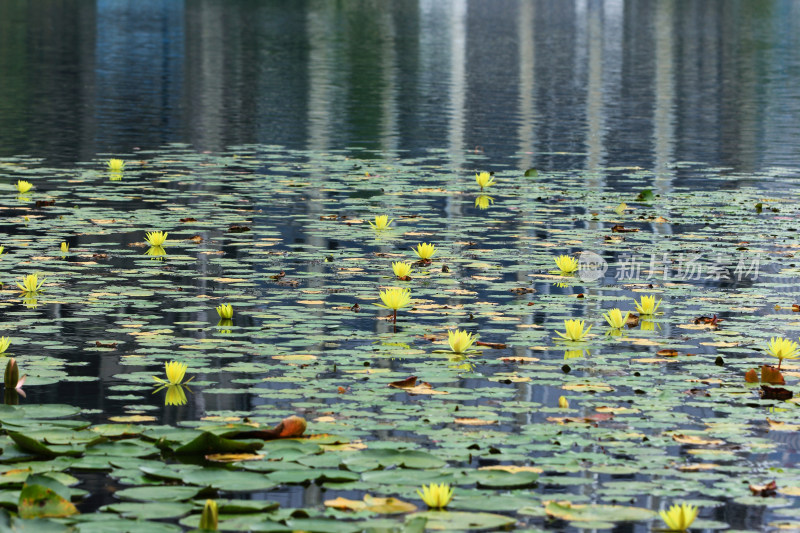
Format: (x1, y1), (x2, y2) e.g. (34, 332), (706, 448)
(388, 376), (418, 389)
(233, 415), (307, 440)
(229, 225), (251, 233)
(657, 349), (679, 357)
(745, 369), (759, 383)
(694, 315), (723, 325)
(509, 287), (535, 294)
(475, 341), (507, 349)
(611, 224), (638, 233)
(761, 365), (785, 385)
(547, 413), (614, 425)
(180, 217), (197, 222)
(95, 341), (117, 349)
(749, 480), (777, 497)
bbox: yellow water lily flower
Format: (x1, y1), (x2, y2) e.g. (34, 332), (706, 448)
(392, 261), (412, 279)
(555, 319), (592, 342)
(374, 287), (412, 323)
(448, 329), (477, 354)
(417, 483), (454, 509)
(216, 303), (233, 319)
(376, 288), (411, 310)
(558, 396), (569, 408)
(199, 500), (218, 530)
(368, 215), (393, 231)
(15, 180), (32, 194)
(107, 159), (125, 172)
(659, 503), (699, 531)
(475, 172), (495, 189)
(413, 243), (436, 261)
(164, 384), (188, 406)
(22, 295), (38, 309)
(603, 308), (630, 329)
(475, 195), (494, 209)
(60, 242), (69, 253)
(767, 336), (800, 370)
(17, 273), (44, 293)
(554, 255), (579, 274)
(145, 231), (168, 246)
(635, 295), (662, 315)
(0, 245), (4, 254)
(4, 358), (20, 390)
(0, 337), (9, 354)
(153, 361), (189, 386)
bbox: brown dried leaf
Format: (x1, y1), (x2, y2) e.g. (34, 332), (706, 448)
(761, 365), (785, 385)
(611, 224), (638, 233)
(749, 480), (777, 497)
(388, 376), (418, 389)
(475, 340), (507, 349)
(671, 434), (724, 446)
(547, 413), (614, 425)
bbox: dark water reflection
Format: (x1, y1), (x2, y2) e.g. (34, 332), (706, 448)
(1, 0), (800, 175)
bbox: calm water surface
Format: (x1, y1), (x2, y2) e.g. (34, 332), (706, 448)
(1, 0), (800, 176)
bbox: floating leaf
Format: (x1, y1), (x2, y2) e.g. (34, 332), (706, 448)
(18, 475), (78, 519)
(544, 501), (656, 522)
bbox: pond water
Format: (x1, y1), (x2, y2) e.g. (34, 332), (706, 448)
(0, 1), (800, 532)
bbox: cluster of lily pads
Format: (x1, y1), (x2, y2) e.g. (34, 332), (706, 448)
(0, 148), (799, 531)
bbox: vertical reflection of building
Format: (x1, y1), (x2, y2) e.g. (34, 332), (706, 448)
(447, 0), (467, 173)
(512, 1), (538, 377)
(533, 1), (584, 171)
(417, 0), (453, 155)
(377, 7), (398, 153)
(184, 1), (224, 151)
(584, 0), (606, 178)
(602, 0), (654, 172)
(95, 0), (183, 151)
(517, 1), (536, 172)
(759, 1), (800, 170)
(652, 0), (675, 196)
(306, 1), (341, 151)
(718, 1), (766, 172)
